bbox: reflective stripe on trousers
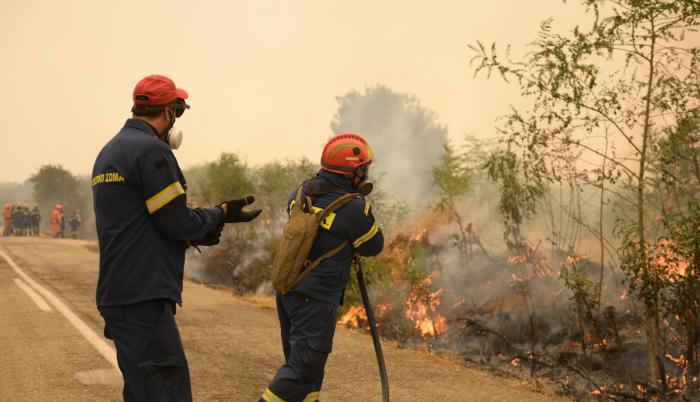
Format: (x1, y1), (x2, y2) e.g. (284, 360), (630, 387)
(261, 388), (319, 402)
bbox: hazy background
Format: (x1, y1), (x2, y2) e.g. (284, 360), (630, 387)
(0, 0), (589, 182)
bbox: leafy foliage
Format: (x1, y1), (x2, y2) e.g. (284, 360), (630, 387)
(432, 142), (470, 214)
(485, 150), (545, 251)
(252, 158), (317, 225)
(30, 164), (87, 216)
(199, 153), (254, 204)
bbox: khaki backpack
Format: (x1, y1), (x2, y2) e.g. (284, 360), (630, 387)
(271, 183), (361, 294)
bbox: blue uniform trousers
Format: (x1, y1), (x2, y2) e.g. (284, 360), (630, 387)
(99, 299), (192, 402)
(262, 292), (338, 402)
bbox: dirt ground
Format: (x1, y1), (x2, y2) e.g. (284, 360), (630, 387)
(0, 236), (572, 401)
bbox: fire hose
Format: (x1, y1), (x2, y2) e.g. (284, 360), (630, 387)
(353, 255), (390, 402)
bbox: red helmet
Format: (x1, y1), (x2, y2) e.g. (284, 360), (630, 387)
(321, 133), (374, 175)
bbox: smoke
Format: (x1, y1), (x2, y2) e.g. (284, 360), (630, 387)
(186, 225), (277, 296)
(331, 85), (447, 204)
(0, 181), (34, 205)
(232, 247), (271, 281)
(348, 182), (648, 399)
(184, 249), (207, 282)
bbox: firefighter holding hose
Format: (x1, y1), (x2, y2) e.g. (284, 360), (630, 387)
(261, 134), (384, 402)
(92, 74), (261, 402)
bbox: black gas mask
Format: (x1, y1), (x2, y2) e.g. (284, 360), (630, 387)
(352, 163), (373, 196)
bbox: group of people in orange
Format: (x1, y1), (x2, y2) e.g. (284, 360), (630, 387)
(2, 203), (81, 238)
(2, 203), (41, 236)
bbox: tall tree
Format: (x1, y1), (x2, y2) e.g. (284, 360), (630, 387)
(30, 165), (86, 217)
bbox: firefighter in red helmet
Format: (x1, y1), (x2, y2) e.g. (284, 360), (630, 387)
(260, 133), (384, 402)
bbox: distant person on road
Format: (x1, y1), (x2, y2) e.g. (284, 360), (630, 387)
(50, 204), (63, 238)
(22, 204), (30, 236)
(59, 208), (66, 238)
(68, 210), (81, 239)
(260, 134), (384, 402)
(30, 205), (41, 236)
(12, 204), (24, 236)
(2, 204), (12, 236)
(92, 74), (261, 402)
(23, 204), (31, 236)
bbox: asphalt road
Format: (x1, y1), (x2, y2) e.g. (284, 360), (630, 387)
(0, 236), (570, 401)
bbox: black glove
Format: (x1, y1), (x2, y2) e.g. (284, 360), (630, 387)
(219, 196), (262, 223)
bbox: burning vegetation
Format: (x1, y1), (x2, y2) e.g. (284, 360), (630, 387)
(186, 124), (700, 402)
(335, 214), (699, 401)
(183, 2), (700, 400)
(340, 270), (447, 339)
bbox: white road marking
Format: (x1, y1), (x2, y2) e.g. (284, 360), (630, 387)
(74, 368), (122, 385)
(13, 277), (52, 311)
(0, 248), (118, 369)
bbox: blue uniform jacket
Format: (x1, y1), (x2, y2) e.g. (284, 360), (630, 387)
(290, 169), (384, 305)
(92, 119), (222, 307)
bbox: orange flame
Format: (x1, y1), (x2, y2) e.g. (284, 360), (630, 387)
(340, 273), (448, 339)
(413, 228), (428, 242)
(656, 239), (689, 280)
(339, 305), (367, 328)
(566, 254), (582, 265)
(620, 288), (628, 300)
(403, 274), (447, 337)
(665, 353), (686, 367)
(508, 254), (527, 265)
(591, 385), (609, 395)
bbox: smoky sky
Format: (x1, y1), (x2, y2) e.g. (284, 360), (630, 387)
(0, 0), (593, 182)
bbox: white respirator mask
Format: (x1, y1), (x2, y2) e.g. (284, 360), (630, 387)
(166, 127), (184, 150)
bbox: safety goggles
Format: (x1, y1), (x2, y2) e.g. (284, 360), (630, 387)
(131, 98), (190, 117)
(170, 99), (190, 118)
(354, 163), (371, 180)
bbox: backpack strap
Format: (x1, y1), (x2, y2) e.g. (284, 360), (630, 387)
(293, 184), (304, 206)
(302, 239), (350, 273)
(298, 192), (363, 280)
(293, 182), (314, 213)
(317, 193), (362, 221)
